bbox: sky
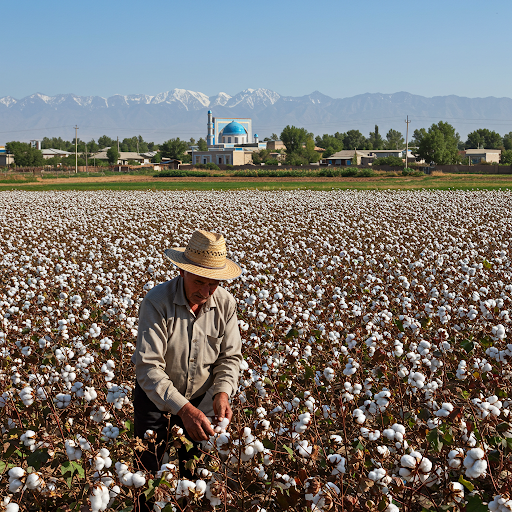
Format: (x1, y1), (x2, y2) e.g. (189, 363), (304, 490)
(2, 0), (512, 101)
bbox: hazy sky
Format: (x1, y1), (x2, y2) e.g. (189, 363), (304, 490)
(2, 0), (511, 100)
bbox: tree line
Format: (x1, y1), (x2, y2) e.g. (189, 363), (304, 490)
(255, 123), (512, 165)
(5, 124), (512, 167)
(4, 135), (209, 167)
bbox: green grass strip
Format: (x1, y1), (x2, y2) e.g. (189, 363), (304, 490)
(3, 177), (512, 192)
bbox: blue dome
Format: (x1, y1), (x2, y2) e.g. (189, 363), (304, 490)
(222, 121), (246, 136)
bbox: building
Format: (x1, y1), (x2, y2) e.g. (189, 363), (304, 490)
(0, 146), (14, 167)
(41, 148), (73, 159)
(206, 111), (254, 146)
(192, 111), (267, 165)
(323, 150), (368, 166)
(463, 149), (501, 164)
(90, 150), (152, 165)
(192, 148), (253, 166)
(322, 148), (417, 166)
(265, 140), (286, 151)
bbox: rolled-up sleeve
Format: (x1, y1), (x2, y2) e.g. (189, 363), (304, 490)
(135, 298), (189, 415)
(211, 301), (242, 398)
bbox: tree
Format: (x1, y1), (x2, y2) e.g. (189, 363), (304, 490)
(284, 138), (320, 164)
(302, 138), (321, 163)
(415, 121), (461, 165)
(41, 136), (70, 151)
(343, 130), (366, 150)
(5, 142), (45, 167)
(197, 138), (208, 151)
(87, 139), (99, 154)
(159, 138), (189, 160)
(98, 135), (114, 149)
(503, 132), (512, 151)
(120, 136), (148, 153)
(151, 152), (162, 163)
(252, 149), (272, 164)
(315, 134), (343, 158)
(501, 149), (512, 165)
(385, 129), (404, 149)
(366, 125), (384, 150)
(465, 129), (503, 149)
(106, 147), (120, 165)
(280, 125), (313, 154)
(411, 128), (427, 147)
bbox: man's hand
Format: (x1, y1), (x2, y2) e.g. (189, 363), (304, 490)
(213, 392), (233, 423)
(177, 402), (215, 442)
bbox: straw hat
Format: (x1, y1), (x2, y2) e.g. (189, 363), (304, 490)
(164, 230), (242, 280)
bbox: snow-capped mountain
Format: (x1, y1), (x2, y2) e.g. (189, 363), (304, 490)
(1, 88), (512, 142)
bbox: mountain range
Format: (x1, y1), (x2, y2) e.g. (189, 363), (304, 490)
(2, 88), (512, 143)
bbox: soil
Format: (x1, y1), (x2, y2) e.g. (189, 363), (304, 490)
(1, 175), (389, 186)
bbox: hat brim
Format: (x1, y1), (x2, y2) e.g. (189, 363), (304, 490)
(164, 247), (242, 280)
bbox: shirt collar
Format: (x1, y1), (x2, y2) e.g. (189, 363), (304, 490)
(174, 276), (189, 307)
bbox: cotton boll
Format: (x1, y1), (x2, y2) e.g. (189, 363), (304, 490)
(8, 467), (25, 480)
(25, 472), (43, 490)
(296, 440), (313, 457)
(89, 483), (110, 512)
(327, 454), (346, 475)
(488, 495), (512, 512)
(463, 448), (487, 478)
(131, 471), (146, 488)
(8, 479), (24, 493)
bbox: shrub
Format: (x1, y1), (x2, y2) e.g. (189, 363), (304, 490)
(193, 163), (220, 170)
(373, 156), (405, 167)
(357, 169), (376, 177)
(154, 170), (211, 177)
(402, 168), (424, 177)
(319, 168), (359, 177)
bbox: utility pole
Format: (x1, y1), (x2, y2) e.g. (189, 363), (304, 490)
(117, 136), (119, 153)
(85, 142), (88, 173)
(405, 116), (410, 170)
(74, 125), (79, 173)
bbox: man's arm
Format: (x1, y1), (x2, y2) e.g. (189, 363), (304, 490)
(135, 297), (189, 415)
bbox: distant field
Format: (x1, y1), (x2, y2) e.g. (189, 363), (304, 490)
(2, 172), (512, 190)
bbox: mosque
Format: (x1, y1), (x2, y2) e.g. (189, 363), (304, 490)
(191, 110), (267, 166)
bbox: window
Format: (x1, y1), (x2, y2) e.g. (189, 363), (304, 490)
(228, 137), (231, 143)
(235, 137), (238, 144)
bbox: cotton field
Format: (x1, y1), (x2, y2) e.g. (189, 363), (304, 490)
(1, 189), (512, 512)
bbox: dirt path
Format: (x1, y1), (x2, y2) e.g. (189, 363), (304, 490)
(1, 174), (391, 186)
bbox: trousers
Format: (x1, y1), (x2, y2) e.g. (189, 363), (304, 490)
(133, 381), (204, 479)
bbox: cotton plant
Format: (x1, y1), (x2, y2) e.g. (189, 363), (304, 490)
(3, 189), (512, 510)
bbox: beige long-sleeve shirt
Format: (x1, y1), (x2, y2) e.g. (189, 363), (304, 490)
(133, 276), (242, 416)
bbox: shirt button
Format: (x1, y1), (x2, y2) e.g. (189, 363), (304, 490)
(189, 377), (193, 381)
(190, 358), (195, 362)
(193, 339), (198, 343)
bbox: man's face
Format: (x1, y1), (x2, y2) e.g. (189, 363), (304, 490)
(180, 270), (219, 307)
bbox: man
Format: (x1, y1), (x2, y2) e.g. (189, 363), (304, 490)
(133, 229), (242, 482)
